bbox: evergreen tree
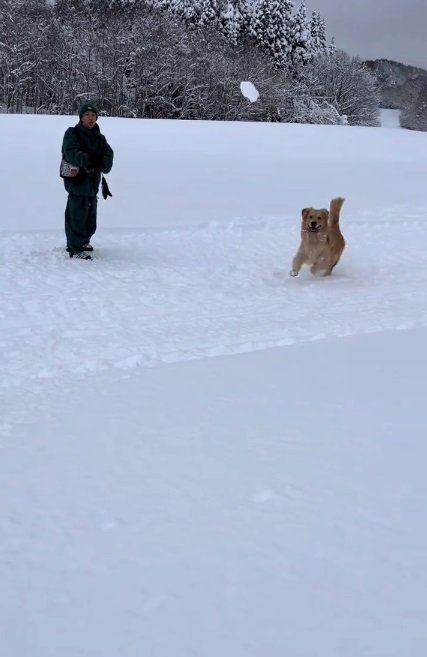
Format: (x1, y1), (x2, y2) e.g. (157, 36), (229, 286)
(309, 11), (326, 55)
(249, 0), (266, 45)
(220, 1), (243, 45)
(171, 0), (200, 27)
(250, 0), (294, 69)
(289, 2), (310, 68)
(199, 0), (218, 26)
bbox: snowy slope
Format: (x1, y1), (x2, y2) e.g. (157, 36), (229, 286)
(2, 330), (427, 657)
(1, 115), (427, 657)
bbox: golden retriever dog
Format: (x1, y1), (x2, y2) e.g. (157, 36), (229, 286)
(290, 197), (345, 277)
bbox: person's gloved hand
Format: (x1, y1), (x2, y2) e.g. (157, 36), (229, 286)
(101, 176), (112, 199)
(92, 156), (104, 172)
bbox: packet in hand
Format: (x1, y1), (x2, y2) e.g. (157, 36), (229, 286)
(60, 159), (80, 178)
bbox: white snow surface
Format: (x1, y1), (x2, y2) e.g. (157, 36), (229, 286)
(379, 108), (401, 128)
(1, 114), (427, 656)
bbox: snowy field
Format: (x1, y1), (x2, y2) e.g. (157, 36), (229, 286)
(1, 113), (427, 657)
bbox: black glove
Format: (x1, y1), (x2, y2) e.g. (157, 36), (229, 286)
(101, 175), (112, 200)
(88, 156), (103, 172)
(93, 156), (104, 172)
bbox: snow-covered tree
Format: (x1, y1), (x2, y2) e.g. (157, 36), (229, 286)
(292, 97), (341, 124)
(198, 0), (218, 26)
(220, 0), (244, 45)
(250, 0), (294, 69)
(400, 84), (427, 131)
(289, 2), (311, 68)
(309, 11), (326, 55)
(249, 0), (265, 42)
(0, 0), (353, 127)
(304, 50), (380, 126)
(0, 0), (54, 112)
(171, 0), (201, 26)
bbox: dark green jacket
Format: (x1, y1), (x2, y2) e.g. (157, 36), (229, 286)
(62, 122), (114, 196)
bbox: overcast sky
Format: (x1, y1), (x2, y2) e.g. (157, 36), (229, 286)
(305, 0), (427, 70)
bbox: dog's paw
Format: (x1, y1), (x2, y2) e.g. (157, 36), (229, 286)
(289, 270), (298, 277)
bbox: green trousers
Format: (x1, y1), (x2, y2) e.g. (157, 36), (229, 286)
(65, 194), (97, 253)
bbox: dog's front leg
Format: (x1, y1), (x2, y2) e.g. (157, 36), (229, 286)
(310, 257), (330, 276)
(290, 248), (306, 277)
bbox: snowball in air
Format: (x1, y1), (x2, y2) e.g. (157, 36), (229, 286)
(240, 81), (259, 103)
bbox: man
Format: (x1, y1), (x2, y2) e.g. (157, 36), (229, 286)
(62, 102), (114, 259)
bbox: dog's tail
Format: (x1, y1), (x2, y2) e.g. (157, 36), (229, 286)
(329, 197), (345, 224)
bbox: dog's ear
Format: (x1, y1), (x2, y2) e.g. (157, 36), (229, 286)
(301, 208), (310, 220)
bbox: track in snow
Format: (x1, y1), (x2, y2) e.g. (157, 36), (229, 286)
(1, 206), (427, 390)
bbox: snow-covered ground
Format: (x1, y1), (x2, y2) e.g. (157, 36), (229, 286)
(1, 114), (427, 657)
(379, 108), (401, 128)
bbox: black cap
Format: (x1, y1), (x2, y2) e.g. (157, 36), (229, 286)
(79, 102), (98, 119)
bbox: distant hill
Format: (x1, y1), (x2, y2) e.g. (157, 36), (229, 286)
(366, 59), (427, 131)
(365, 59), (427, 109)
